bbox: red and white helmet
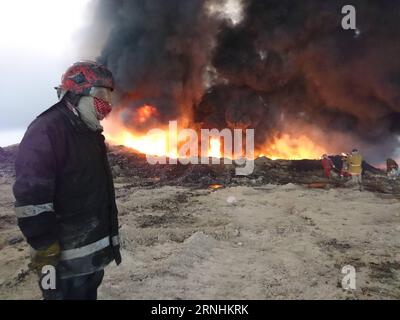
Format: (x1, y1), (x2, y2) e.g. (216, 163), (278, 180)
(58, 61), (114, 96)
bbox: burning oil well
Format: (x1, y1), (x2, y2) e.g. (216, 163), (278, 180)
(0, 143), (397, 196)
(4, 3), (394, 191)
(81, 0), (400, 164)
(2, 1), (400, 192)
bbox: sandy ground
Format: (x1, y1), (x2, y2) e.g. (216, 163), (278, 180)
(1, 175), (399, 300)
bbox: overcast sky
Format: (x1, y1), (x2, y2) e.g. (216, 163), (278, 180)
(0, 0), (93, 146)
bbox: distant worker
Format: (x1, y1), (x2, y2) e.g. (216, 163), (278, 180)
(386, 158), (399, 180)
(346, 148), (363, 190)
(321, 154), (335, 178)
(340, 153), (351, 178)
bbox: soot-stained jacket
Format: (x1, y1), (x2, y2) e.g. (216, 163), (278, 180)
(13, 98), (121, 278)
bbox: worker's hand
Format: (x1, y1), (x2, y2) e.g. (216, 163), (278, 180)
(30, 242), (61, 274)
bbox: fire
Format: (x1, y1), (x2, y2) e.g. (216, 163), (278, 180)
(107, 129), (224, 159)
(209, 184), (223, 190)
(106, 128), (325, 161)
(105, 107), (326, 160)
(119, 130), (172, 157)
(261, 134), (326, 160)
(104, 105), (178, 158)
(208, 138), (222, 158)
(134, 104), (159, 124)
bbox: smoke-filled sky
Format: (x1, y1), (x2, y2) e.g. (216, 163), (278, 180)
(1, 0), (399, 162)
(93, 0), (400, 161)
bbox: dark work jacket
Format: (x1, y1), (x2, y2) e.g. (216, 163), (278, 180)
(13, 98), (121, 278)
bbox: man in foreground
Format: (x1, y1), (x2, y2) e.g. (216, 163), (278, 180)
(13, 61), (121, 300)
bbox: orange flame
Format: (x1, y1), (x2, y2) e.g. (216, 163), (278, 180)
(134, 104), (159, 124)
(209, 184), (223, 190)
(260, 134), (326, 160)
(208, 138), (222, 158)
(106, 129), (325, 160)
(104, 107), (326, 160)
(119, 130), (171, 157)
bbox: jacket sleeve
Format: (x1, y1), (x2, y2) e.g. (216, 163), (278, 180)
(13, 118), (59, 250)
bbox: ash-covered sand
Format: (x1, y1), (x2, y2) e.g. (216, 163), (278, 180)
(1, 175), (400, 299)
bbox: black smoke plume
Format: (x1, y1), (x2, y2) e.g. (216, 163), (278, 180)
(90, 0), (400, 161)
(94, 0), (218, 131)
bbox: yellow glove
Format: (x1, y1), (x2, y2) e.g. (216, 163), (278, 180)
(30, 242), (61, 274)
